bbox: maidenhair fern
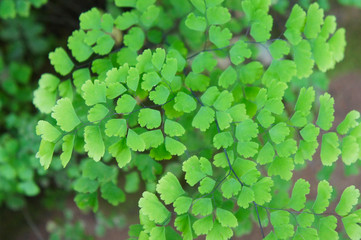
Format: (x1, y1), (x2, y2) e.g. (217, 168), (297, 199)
(34, 0), (361, 239)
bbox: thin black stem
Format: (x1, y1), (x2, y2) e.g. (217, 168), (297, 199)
(22, 208), (45, 240)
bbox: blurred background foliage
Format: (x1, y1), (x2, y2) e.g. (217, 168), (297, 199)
(0, 0), (360, 239)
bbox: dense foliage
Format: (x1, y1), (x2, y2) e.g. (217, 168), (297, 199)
(1, 0), (360, 239)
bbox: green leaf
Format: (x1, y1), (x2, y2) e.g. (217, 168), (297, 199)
(49, 47), (74, 76)
(201, 86), (220, 106)
(109, 139), (131, 167)
(126, 67), (139, 91)
(295, 140), (319, 164)
(140, 5), (160, 28)
(105, 65), (128, 84)
(213, 90), (234, 111)
(293, 40), (314, 78)
(218, 66), (236, 89)
(84, 125), (105, 161)
(264, 98), (284, 115)
(198, 177), (216, 194)
(304, 3), (324, 39)
(116, 94), (137, 114)
(192, 198), (213, 216)
(185, 13), (206, 32)
(295, 87), (315, 116)
(237, 141), (259, 158)
(216, 208), (237, 228)
(193, 215), (213, 236)
(257, 109), (275, 128)
(82, 80), (107, 106)
(161, 58), (177, 82)
(106, 82), (126, 99)
(36, 140), (55, 170)
(93, 34), (115, 55)
(139, 191), (170, 224)
(250, 11), (273, 42)
(141, 130), (164, 149)
(174, 214), (193, 240)
(174, 92), (197, 113)
(316, 93), (335, 131)
(313, 37), (334, 72)
(209, 26), (232, 48)
(329, 28), (346, 63)
(239, 61), (264, 84)
(68, 30), (93, 62)
(190, 0), (206, 13)
(237, 186), (255, 208)
(164, 119), (185, 137)
(115, 10), (139, 30)
(192, 106), (215, 131)
(105, 119), (127, 137)
(289, 179), (310, 211)
(342, 136), (359, 165)
(342, 213), (361, 240)
(74, 177), (99, 193)
(173, 196), (192, 215)
(165, 137), (186, 156)
(206, 220), (233, 240)
(185, 72), (210, 92)
(182, 156), (209, 186)
(216, 111), (233, 130)
(149, 227), (166, 240)
(270, 211), (295, 239)
(138, 109), (161, 129)
(257, 142), (275, 165)
(235, 119), (258, 142)
(124, 27), (145, 51)
(335, 185), (360, 216)
(252, 177), (274, 205)
(206, 6), (231, 25)
(152, 48), (165, 71)
(221, 178), (241, 199)
(262, 60), (297, 84)
(276, 139), (297, 157)
(269, 40), (290, 59)
(87, 104), (109, 122)
(284, 4), (306, 45)
(297, 213), (314, 228)
(213, 132), (233, 149)
(127, 129), (146, 152)
(60, 134), (75, 167)
(149, 85), (170, 105)
(312, 180), (333, 214)
(268, 156), (294, 180)
(156, 172), (185, 205)
(141, 71), (161, 91)
(269, 122), (289, 144)
(300, 124), (320, 142)
(320, 132), (340, 166)
(229, 40), (251, 65)
(79, 8), (101, 29)
(36, 120), (61, 142)
(51, 98), (81, 132)
(319, 216), (338, 240)
(191, 52), (217, 74)
(0, 0), (16, 19)
(320, 15), (336, 39)
(290, 111), (307, 127)
(337, 110), (360, 135)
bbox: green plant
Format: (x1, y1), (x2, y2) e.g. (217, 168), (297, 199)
(0, 0), (47, 19)
(273, 0), (361, 13)
(34, 0), (361, 239)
